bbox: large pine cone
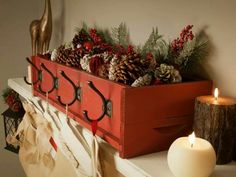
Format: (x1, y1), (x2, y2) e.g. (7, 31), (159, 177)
(98, 64), (109, 79)
(56, 45), (70, 64)
(72, 29), (90, 49)
(109, 54), (147, 85)
(56, 45), (82, 68)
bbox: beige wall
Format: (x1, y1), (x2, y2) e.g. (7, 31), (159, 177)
(0, 0), (236, 176)
(0, 1), (41, 176)
(57, 0), (236, 97)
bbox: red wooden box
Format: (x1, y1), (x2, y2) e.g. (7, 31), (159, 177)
(30, 56), (212, 158)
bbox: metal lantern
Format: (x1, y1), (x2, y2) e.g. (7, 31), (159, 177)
(1, 108), (24, 153)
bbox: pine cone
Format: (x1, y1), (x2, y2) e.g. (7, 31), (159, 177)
(97, 52), (113, 78)
(56, 46), (82, 68)
(51, 49), (58, 61)
(154, 64), (182, 83)
(56, 45), (70, 64)
(109, 54), (146, 85)
(98, 64), (109, 78)
(66, 49), (82, 68)
(131, 74), (152, 87)
(72, 29), (89, 49)
(80, 54), (91, 72)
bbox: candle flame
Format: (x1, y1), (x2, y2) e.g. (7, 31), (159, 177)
(188, 132), (195, 148)
(214, 88), (219, 101)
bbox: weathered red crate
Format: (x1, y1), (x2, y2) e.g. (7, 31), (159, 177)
(30, 56), (212, 158)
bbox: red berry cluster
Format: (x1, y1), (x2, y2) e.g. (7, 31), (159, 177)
(83, 41), (94, 51)
(127, 45), (135, 55)
(171, 25), (194, 53)
(89, 29), (102, 45)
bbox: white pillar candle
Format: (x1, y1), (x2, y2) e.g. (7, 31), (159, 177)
(167, 132), (216, 177)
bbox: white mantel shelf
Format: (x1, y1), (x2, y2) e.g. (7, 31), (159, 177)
(8, 78), (236, 177)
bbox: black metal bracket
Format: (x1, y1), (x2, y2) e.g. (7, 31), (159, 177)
(24, 57), (42, 85)
(38, 63), (58, 94)
(83, 81), (112, 122)
(57, 70), (81, 106)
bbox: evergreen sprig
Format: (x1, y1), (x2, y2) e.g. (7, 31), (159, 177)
(94, 24), (115, 45)
(174, 32), (209, 71)
(111, 23), (130, 48)
(73, 22), (210, 80)
(141, 28), (169, 63)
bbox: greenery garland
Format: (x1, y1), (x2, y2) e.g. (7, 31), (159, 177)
(45, 23), (210, 87)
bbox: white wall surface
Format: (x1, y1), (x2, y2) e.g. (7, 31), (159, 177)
(0, 0), (236, 176)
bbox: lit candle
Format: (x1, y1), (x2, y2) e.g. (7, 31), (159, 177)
(194, 88), (236, 164)
(188, 132), (195, 148)
(214, 88), (219, 102)
(167, 132), (216, 177)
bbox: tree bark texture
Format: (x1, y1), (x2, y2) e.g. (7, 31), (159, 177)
(194, 96), (236, 164)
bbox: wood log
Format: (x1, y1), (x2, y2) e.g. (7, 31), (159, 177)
(233, 139), (236, 161)
(194, 96), (236, 164)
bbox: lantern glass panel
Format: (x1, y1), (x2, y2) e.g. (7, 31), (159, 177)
(1, 108), (24, 153)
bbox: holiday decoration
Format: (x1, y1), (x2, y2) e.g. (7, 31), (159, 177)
(194, 89), (236, 164)
(131, 74), (152, 87)
(2, 88), (23, 112)
(42, 23), (209, 87)
(108, 52), (147, 85)
(30, 0), (52, 55)
(1, 88), (24, 153)
(154, 64), (182, 83)
(55, 45), (82, 68)
(2, 108), (24, 153)
(26, 23), (212, 159)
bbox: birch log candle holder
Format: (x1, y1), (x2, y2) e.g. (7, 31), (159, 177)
(194, 88), (236, 164)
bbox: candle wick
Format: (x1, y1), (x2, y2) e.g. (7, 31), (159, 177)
(191, 144), (193, 148)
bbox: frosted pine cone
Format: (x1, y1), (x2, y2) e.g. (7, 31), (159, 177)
(51, 49), (58, 61)
(80, 54), (91, 72)
(154, 64), (182, 83)
(108, 54), (145, 85)
(98, 64), (109, 78)
(131, 74), (152, 87)
(108, 55), (119, 81)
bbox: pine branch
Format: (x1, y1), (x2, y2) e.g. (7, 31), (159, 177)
(176, 37), (209, 71)
(75, 21), (89, 34)
(141, 28), (168, 63)
(111, 23), (130, 47)
(94, 25), (115, 45)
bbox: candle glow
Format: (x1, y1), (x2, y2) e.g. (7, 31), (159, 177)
(188, 132), (195, 148)
(214, 88), (219, 101)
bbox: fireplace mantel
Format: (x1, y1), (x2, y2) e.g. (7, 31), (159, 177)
(8, 78), (236, 177)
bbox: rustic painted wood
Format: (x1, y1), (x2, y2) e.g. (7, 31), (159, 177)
(194, 96), (236, 164)
(31, 56), (213, 158)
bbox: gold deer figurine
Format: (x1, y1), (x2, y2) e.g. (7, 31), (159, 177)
(30, 0), (52, 55)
